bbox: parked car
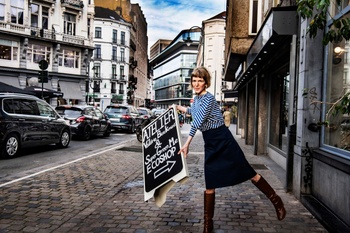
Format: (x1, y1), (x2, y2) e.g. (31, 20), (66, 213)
(55, 105), (111, 140)
(152, 108), (166, 117)
(137, 107), (152, 120)
(0, 93), (71, 159)
(104, 104), (142, 133)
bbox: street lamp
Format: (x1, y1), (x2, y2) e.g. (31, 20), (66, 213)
(184, 26), (204, 66)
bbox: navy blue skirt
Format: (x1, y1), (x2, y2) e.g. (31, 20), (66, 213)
(202, 125), (257, 189)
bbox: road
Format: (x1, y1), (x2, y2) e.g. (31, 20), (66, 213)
(0, 131), (138, 185)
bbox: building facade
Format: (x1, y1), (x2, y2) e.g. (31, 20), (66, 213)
(224, 0), (350, 231)
(149, 30), (201, 109)
(94, 0), (148, 108)
(0, 0), (95, 106)
(90, 7), (131, 110)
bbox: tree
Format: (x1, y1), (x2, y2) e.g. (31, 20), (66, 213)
(297, 0), (350, 45)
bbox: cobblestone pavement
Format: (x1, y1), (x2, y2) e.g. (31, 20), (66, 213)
(0, 124), (328, 233)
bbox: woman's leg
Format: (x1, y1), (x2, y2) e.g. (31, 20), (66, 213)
(203, 189), (215, 233)
(251, 174), (286, 220)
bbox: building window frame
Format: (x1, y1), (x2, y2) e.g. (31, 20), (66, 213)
(249, 0), (262, 35)
(95, 27), (102, 38)
(0, 39), (18, 61)
(11, 0), (24, 25)
(63, 13), (76, 35)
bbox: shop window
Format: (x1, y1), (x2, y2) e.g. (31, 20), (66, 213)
(58, 49), (80, 69)
(0, 39), (18, 61)
(27, 43), (51, 64)
(269, 74), (289, 153)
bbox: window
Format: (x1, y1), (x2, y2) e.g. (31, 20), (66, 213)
(113, 29), (117, 43)
(11, 0), (24, 25)
(64, 13), (76, 35)
(27, 43), (51, 64)
(94, 44), (101, 59)
(120, 48), (125, 62)
(58, 49), (80, 68)
(269, 74), (289, 153)
(95, 27), (102, 38)
(31, 4), (49, 29)
(0, 0), (5, 21)
(112, 46), (117, 61)
(0, 39), (18, 61)
(93, 63), (101, 78)
(112, 64), (116, 79)
(42, 6), (49, 29)
(120, 65), (125, 78)
(31, 4), (39, 27)
(121, 31), (125, 45)
(249, 0), (262, 35)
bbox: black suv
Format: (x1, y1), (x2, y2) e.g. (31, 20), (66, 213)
(55, 105), (111, 140)
(0, 93), (71, 159)
(104, 105), (142, 133)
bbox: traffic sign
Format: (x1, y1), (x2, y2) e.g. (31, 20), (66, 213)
(39, 59), (48, 70)
(142, 106), (188, 207)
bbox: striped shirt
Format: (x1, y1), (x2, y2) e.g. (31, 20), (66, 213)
(187, 92), (224, 137)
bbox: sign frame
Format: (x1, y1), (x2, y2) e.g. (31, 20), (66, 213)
(142, 106), (188, 207)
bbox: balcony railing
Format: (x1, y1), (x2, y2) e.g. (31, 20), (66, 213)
(119, 90), (124, 94)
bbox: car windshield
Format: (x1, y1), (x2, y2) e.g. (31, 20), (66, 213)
(56, 109), (82, 118)
(138, 109), (148, 115)
(105, 107), (128, 114)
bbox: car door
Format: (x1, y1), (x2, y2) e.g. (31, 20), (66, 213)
(6, 98), (43, 147)
(36, 100), (65, 143)
(130, 106), (142, 126)
(94, 108), (108, 133)
(83, 107), (99, 134)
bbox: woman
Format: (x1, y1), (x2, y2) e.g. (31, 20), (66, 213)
(176, 67), (286, 233)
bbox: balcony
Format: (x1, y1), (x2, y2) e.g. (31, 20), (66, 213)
(111, 75), (118, 82)
(117, 76), (127, 83)
(62, 34), (84, 45)
(61, 0), (84, 11)
(31, 28), (55, 40)
(111, 88), (116, 94)
(119, 90), (124, 94)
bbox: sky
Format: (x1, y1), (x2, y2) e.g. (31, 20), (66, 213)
(131, 0), (226, 53)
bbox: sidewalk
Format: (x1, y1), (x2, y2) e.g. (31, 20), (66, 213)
(0, 123), (327, 232)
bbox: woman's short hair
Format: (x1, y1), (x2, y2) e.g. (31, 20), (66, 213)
(190, 66), (211, 88)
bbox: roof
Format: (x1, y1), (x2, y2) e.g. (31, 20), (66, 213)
(94, 7), (127, 22)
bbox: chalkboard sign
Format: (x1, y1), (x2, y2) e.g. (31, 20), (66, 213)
(143, 106), (188, 206)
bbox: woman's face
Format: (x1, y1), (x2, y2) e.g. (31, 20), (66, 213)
(192, 76), (206, 95)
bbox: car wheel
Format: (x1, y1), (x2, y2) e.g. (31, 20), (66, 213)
(82, 126), (91, 140)
(1, 133), (20, 159)
(128, 122), (135, 134)
(56, 129), (71, 148)
(103, 126), (111, 137)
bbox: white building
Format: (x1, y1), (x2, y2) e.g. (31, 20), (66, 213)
(0, 0), (95, 106)
(89, 6), (131, 110)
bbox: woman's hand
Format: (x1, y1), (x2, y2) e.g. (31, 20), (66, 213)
(178, 136), (193, 158)
(178, 144), (190, 158)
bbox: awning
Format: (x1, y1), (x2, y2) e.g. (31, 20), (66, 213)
(24, 86), (64, 98)
(224, 6), (297, 88)
(59, 81), (84, 100)
(0, 77), (20, 87)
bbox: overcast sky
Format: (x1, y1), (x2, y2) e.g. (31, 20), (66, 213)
(131, 0), (226, 53)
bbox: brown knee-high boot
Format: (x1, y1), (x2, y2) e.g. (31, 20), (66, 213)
(203, 191), (215, 233)
(252, 176), (286, 220)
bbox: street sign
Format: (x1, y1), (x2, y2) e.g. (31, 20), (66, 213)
(38, 59), (48, 70)
(143, 106), (188, 207)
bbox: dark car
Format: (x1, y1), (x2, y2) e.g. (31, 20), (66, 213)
(104, 104), (142, 133)
(137, 107), (152, 120)
(55, 105), (111, 140)
(0, 93), (71, 159)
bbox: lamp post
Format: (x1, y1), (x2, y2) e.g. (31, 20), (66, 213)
(184, 25), (204, 66)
